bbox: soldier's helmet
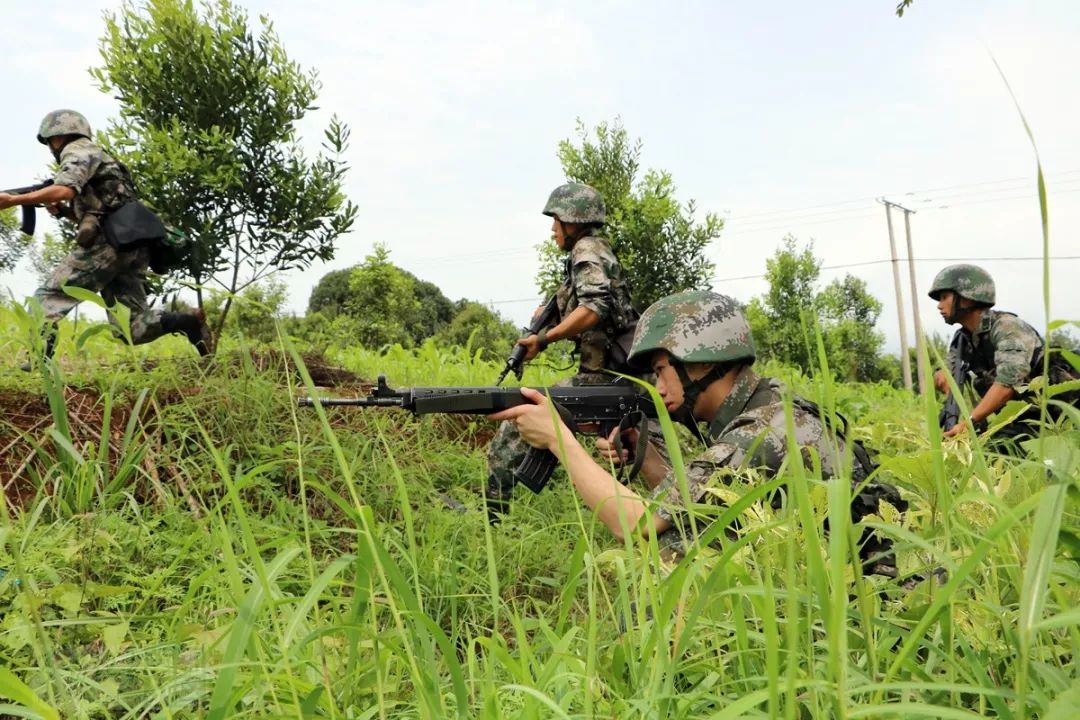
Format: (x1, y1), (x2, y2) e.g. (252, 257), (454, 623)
(628, 290), (756, 369)
(37, 109), (92, 145)
(927, 264), (996, 306)
(542, 182), (606, 225)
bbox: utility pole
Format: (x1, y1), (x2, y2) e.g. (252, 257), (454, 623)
(876, 199), (928, 395)
(879, 199), (912, 391)
(900, 204), (928, 396)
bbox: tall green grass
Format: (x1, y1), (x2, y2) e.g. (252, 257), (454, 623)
(0, 311), (1074, 717)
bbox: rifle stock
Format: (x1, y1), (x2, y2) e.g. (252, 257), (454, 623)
(2, 180), (55, 235)
(300, 374), (653, 493)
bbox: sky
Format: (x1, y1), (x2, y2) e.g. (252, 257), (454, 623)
(2, 0), (1078, 354)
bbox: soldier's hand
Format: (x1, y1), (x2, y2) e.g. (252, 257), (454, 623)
(0, 193), (15, 210)
(933, 369), (949, 393)
(943, 422), (967, 438)
(489, 387), (570, 452)
(46, 203), (63, 217)
(517, 334), (543, 362)
(597, 426), (639, 467)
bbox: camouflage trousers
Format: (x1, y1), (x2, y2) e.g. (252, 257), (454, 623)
(35, 240), (166, 345)
(486, 372), (611, 504)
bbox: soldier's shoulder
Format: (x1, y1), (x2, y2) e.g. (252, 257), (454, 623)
(570, 235), (615, 263)
(990, 310), (1039, 339)
(59, 137), (104, 162)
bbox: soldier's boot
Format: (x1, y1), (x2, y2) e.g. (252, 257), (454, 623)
(162, 310), (213, 356)
(19, 327), (57, 372)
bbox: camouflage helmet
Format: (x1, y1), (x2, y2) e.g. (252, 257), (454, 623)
(37, 109), (92, 144)
(542, 182), (606, 225)
(928, 264), (996, 306)
(628, 290), (756, 369)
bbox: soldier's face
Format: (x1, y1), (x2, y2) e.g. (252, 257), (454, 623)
(936, 292), (953, 323)
(937, 291), (975, 324)
(652, 352), (718, 413)
(651, 352), (685, 412)
(552, 218), (568, 250)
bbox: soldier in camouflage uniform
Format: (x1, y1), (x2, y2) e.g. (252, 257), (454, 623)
(0, 110), (211, 368)
(492, 290), (905, 575)
(929, 263), (1078, 441)
(485, 182), (639, 519)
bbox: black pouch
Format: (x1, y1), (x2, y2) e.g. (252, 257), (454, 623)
(103, 201), (167, 250)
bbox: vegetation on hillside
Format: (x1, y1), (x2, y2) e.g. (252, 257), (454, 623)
(0, 301), (1075, 718)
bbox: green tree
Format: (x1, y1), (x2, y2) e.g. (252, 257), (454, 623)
(204, 278), (289, 344)
(434, 301), (518, 361)
(306, 268), (353, 319)
(347, 244), (419, 348)
(0, 209), (31, 274)
(817, 274), (887, 382)
(749, 236), (889, 382)
(537, 118), (722, 309)
(747, 235), (821, 370)
(93, 0), (357, 337)
(308, 265), (454, 344)
(407, 273), (455, 342)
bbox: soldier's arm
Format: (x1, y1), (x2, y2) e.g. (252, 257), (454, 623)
(970, 383), (1015, 423)
(489, 388), (670, 541)
(542, 305), (600, 343)
(0, 184), (75, 207)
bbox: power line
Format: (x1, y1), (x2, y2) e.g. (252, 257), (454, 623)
(483, 255), (1080, 304)
(394, 172), (1080, 267)
(724, 168), (1080, 224)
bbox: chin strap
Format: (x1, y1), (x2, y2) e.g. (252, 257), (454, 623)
(557, 220), (594, 252)
(669, 361), (726, 445)
(946, 292), (985, 324)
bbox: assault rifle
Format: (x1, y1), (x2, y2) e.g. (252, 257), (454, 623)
(938, 331), (971, 431)
(496, 295), (560, 385)
(2, 180), (55, 235)
(299, 375), (653, 493)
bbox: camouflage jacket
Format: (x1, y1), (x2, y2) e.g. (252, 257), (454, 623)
(52, 137), (136, 225)
(945, 310), (1044, 395)
(650, 367), (874, 558)
(554, 234), (638, 373)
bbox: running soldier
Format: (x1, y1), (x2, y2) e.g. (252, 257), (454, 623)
(0, 109), (211, 368)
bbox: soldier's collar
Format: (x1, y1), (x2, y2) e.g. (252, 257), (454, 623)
(707, 366), (760, 438)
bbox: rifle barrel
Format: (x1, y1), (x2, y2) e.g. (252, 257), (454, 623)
(297, 397), (404, 407)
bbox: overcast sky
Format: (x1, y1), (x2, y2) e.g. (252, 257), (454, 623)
(3, 0), (1078, 353)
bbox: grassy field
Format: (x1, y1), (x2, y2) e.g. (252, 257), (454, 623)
(0, 303), (1077, 719)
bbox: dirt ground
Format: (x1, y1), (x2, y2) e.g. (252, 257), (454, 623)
(0, 351), (366, 511)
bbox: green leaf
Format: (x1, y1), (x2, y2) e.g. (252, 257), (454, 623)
(102, 620), (129, 655)
(1046, 679), (1080, 720)
(1019, 484), (1068, 643)
(0, 667), (59, 720)
(60, 285), (108, 309)
(76, 323), (114, 352)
